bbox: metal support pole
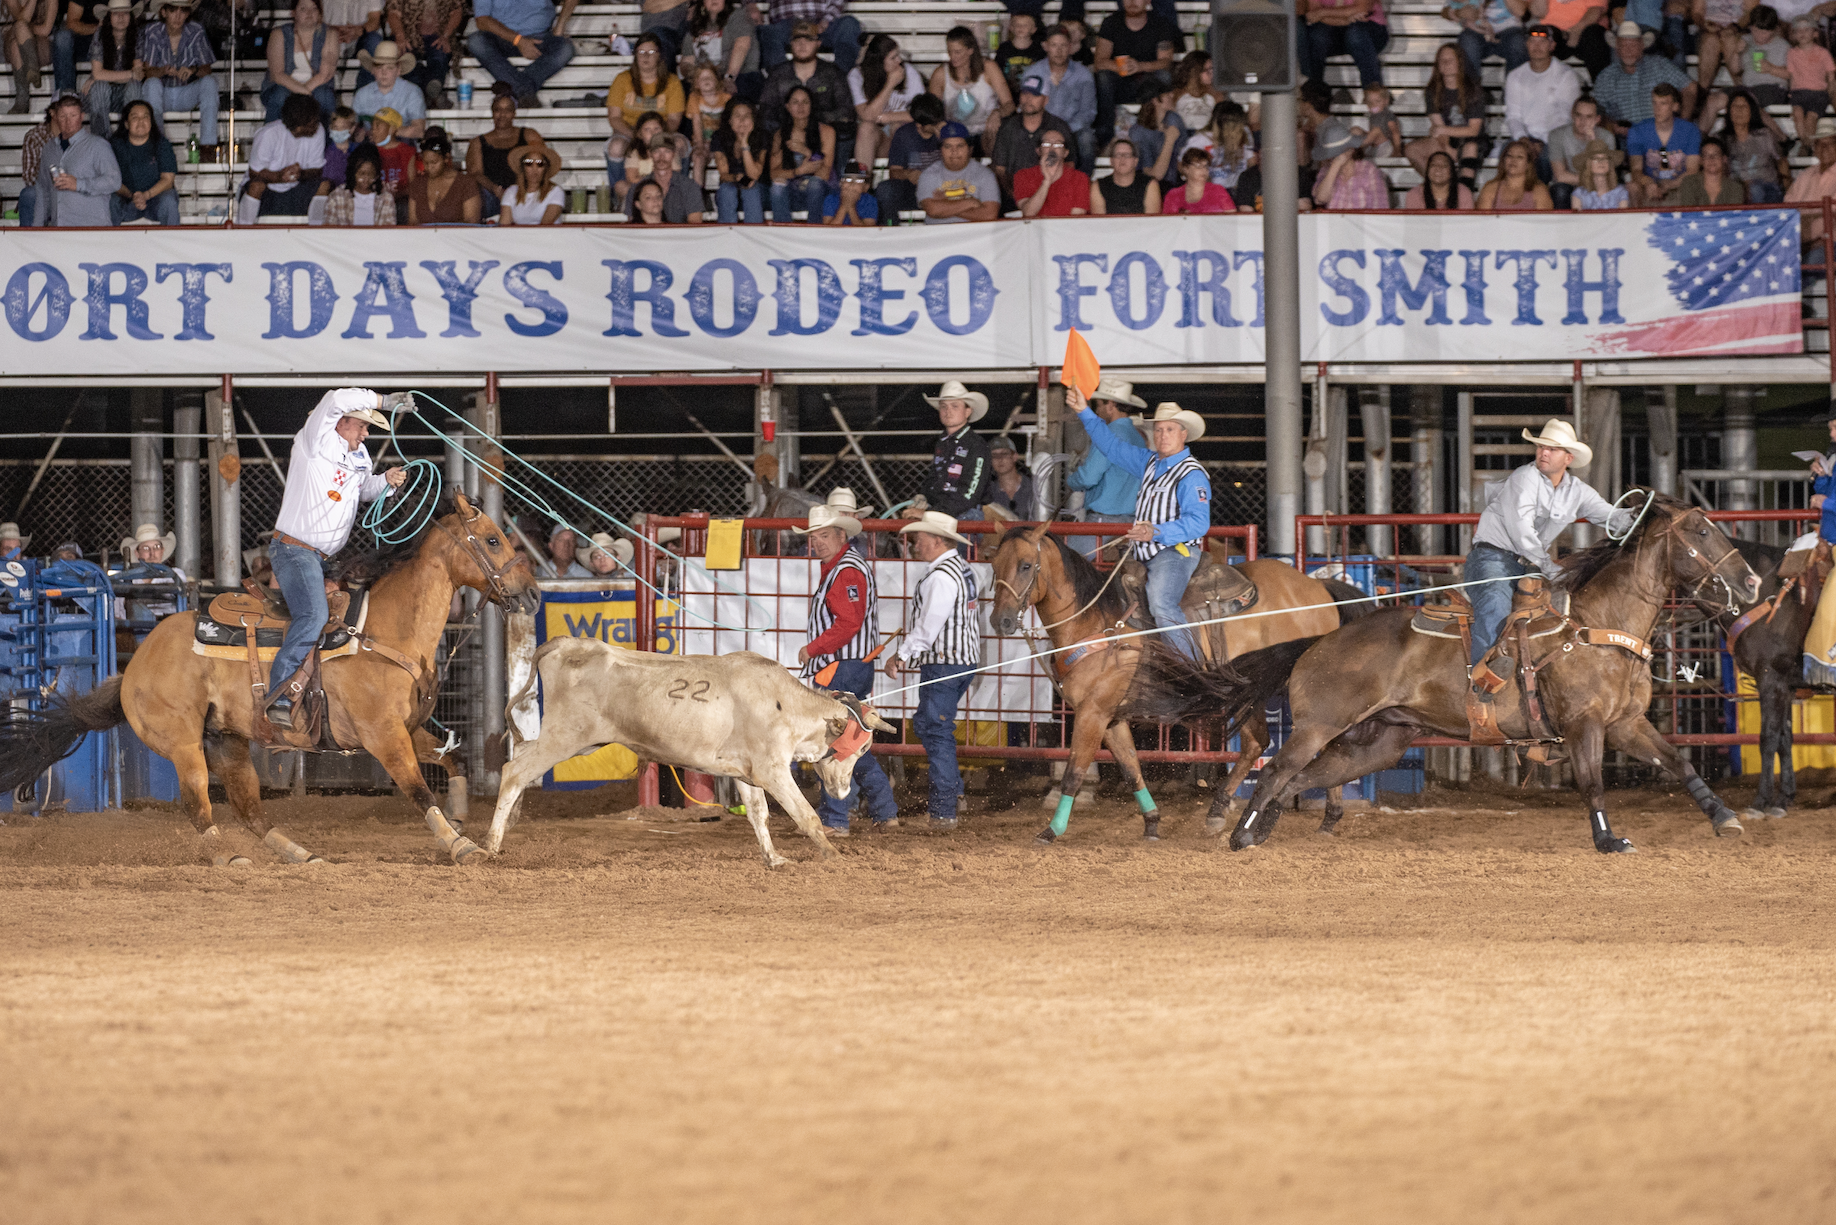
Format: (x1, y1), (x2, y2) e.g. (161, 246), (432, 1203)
(1455, 390), (1475, 554)
(1360, 387), (1392, 558)
(130, 389), (164, 537)
(1724, 384), (1760, 539)
(1411, 385), (1441, 556)
(478, 389), (505, 792)
(172, 396), (202, 578)
(1648, 385), (1678, 497)
(1304, 364), (1328, 555)
(1261, 88), (1303, 558)
(206, 380), (239, 586)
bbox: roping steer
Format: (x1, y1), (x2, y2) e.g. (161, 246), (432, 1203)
(486, 637), (895, 866)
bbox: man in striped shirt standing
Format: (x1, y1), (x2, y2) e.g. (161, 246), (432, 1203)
(1070, 389), (1211, 661)
(795, 493), (897, 835)
(886, 511), (981, 831)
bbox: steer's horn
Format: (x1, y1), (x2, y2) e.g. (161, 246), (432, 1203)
(857, 702), (895, 734)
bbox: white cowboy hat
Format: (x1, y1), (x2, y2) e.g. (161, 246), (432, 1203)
(359, 39), (418, 75)
(587, 531), (633, 566)
(340, 404), (392, 431)
(0, 522), (28, 546)
(924, 379), (990, 422)
(94, 0), (137, 16)
(121, 523), (176, 560)
(1133, 402), (1206, 443)
(899, 510), (970, 546)
(1522, 418), (1593, 468)
(796, 503), (863, 538)
(1613, 19), (1656, 46)
(1816, 116), (1836, 140)
(242, 544), (270, 574)
(1091, 376), (1146, 409)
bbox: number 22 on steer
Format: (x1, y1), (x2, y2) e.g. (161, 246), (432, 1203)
(667, 679), (712, 702)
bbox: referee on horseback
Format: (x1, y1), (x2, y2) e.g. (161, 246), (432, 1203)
(265, 389), (410, 729)
(1468, 419), (1632, 667)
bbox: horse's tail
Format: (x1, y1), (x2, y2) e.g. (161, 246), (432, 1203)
(0, 676), (127, 793)
(1320, 578), (1373, 626)
(1124, 636), (1321, 740)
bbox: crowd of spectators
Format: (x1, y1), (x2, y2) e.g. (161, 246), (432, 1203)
(14, 0), (1836, 227)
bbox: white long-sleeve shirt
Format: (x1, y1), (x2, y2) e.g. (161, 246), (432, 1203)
(1473, 461), (1631, 577)
(1504, 60), (1582, 143)
(896, 552), (979, 667)
(274, 388), (393, 555)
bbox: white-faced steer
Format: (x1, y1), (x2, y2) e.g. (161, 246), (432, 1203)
(486, 637), (895, 865)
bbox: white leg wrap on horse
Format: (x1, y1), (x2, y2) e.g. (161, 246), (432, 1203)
(262, 828), (316, 864)
(425, 806), (482, 862)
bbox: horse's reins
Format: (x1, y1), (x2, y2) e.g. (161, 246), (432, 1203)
(995, 533), (1133, 639)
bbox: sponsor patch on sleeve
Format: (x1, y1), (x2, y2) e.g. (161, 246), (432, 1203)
(846, 584), (860, 602)
(1197, 488), (1208, 502)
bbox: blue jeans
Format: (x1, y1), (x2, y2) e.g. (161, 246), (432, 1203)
(716, 180), (764, 222)
(111, 190), (181, 225)
(913, 662), (975, 819)
(1457, 25), (1528, 74)
(143, 75), (218, 146)
(1749, 180), (1784, 204)
(756, 14), (862, 75)
(53, 27), (92, 94)
(873, 176), (916, 224)
(262, 80), (338, 122)
(814, 658), (898, 828)
(771, 174), (827, 222)
(404, 43), (453, 96)
(1144, 545), (1202, 661)
(465, 30), (576, 102)
(16, 184), (35, 226)
(1465, 542), (1535, 666)
(268, 539), (330, 697)
(86, 81), (143, 137)
(1304, 19), (1389, 86)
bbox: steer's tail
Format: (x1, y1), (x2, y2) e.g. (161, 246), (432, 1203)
(0, 677), (128, 793)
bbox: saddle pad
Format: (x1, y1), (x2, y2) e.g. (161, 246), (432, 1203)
(1410, 605), (1471, 639)
(193, 591), (367, 656)
(192, 634), (362, 665)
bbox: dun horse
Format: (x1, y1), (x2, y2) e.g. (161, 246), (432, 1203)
(1211, 493), (1760, 853)
(988, 521), (1368, 842)
(0, 491), (539, 865)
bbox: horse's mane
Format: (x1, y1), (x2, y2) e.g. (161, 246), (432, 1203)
(1555, 490), (1691, 593)
(333, 487), (461, 585)
(1000, 526), (1130, 621)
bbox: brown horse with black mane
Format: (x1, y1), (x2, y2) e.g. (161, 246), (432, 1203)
(1212, 492), (1760, 854)
(0, 490), (539, 866)
(989, 520), (1370, 842)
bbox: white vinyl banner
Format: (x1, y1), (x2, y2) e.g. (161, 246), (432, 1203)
(0, 209), (1799, 374)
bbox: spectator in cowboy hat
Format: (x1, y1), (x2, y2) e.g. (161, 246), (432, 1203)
(908, 380), (993, 530)
(114, 522), (186, 628)
(886, 510), (981, 831)
(353, 38), (427, 139)
(584, 531), (633, 577)
(793, 493), (897, 835)
(119, 522), (177, 565)
(1067, 376), (1149, 559)
(0, 523), (31, 560)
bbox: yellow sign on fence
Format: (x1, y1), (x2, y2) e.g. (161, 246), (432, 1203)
(1734, 672), (1836, 772)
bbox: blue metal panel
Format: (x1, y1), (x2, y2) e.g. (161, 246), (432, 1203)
(0, 559), (121, 814)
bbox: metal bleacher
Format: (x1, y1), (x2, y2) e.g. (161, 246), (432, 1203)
(0, 1), (1819, 222)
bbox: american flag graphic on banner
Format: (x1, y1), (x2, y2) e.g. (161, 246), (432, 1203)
(1593, 210), (1804, 357)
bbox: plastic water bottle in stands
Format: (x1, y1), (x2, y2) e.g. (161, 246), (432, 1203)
(186, 136), (199, 164)
(457, 80), (473, 108)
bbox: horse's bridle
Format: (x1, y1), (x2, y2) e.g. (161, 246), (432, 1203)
(436, 505), (527, 610)
(1647, 508), (1747, 614)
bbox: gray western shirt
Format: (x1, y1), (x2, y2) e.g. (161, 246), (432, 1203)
(35, 128), (123, 227)
(1472, 461), (1633, 577)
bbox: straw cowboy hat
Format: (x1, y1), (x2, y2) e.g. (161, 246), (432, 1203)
(1091, 376), (1146, 409)
(795, 487), (865, 538)
(0, 522), (29, 547)
(509, 143), (558, 194)
(899, 510), (970, 546)
(359, 39), (418, 76)
(339, 402), (392, 430)
(1522, 418), (1593, 468)
(924, 379), (990, 422)
(1133, 402), (1206, 442)
(587, 532), (633, 566)
(1613, 19), (1657, 47)
(121, 523), (176, 560)
(1816, 116), (1836, 141)
(93, 0), (138, 17)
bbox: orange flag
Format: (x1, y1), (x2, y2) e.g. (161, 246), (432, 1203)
(1061, 328), (1100, 402)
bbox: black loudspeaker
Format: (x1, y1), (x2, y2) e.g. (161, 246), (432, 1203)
(1209, 0), (1298, 92)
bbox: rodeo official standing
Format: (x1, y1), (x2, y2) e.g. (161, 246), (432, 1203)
(886, 511), (981, 831)
(795, 492), (899, 836)
(265, 389), (410, 728)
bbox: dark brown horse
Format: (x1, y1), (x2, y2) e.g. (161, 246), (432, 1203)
(1717, 538), (1812, 819)
(0, 491), (540, 866)
(988, 521), (1367, 842)
(1212, 493), (1761, 853)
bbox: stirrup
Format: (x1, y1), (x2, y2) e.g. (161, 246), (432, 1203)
(266, 698), (294, 730)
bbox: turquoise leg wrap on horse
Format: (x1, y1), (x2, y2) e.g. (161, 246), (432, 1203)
(1135, 787), (1157, 814)
(1050, 793), (1074, 837)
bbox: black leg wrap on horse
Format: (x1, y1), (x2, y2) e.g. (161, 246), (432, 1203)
(1590, 809), (1634, 854)
(1686, 774), (1745, 835)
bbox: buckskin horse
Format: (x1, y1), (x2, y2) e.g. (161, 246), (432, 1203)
(988, 520), (1369, 842)
(0, 490), (539, 866)
(1211, 492), (1761, 854)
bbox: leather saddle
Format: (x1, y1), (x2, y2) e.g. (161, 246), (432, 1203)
(195, 588), (355, 652)
(1413, 577), (1572, 759)
(1116, 544), (1258, 668)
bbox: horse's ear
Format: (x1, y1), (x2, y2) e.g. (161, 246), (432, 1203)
(1026, 518), (1052, 544)
(453, 489), (476, 518)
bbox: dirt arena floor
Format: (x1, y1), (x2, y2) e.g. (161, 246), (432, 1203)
(2, 767), (1833, 1225)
